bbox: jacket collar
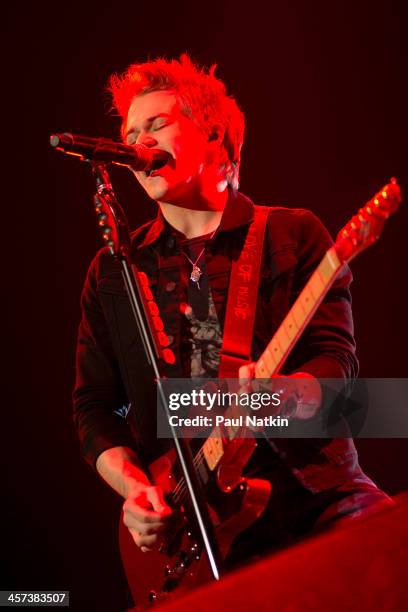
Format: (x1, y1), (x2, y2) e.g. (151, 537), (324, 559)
(135, 189), (255, 250)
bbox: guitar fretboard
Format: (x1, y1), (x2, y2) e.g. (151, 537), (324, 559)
(255, 246), (342, 378)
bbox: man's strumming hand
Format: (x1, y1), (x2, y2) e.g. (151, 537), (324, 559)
(123, 482), (172, 553)
(95, 446), (172, 552)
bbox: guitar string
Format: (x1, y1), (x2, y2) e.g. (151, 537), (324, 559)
(171, 448), (205, 504)
(170, 423), (247, 504)
(170, 395), (251, 503)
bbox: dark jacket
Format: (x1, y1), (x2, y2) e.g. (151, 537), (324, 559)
(73, 189), (374, 494)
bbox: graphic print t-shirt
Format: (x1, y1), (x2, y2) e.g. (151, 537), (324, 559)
(179, 233), (222, 378)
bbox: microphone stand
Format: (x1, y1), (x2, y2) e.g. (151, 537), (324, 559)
(91, 162), (222, 582)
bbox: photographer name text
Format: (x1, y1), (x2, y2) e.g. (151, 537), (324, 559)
(168, 414), (289, 428)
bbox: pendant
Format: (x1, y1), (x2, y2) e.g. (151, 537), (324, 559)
(190, 265), (202, 289)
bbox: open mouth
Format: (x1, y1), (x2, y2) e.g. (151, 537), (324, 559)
(145, 154), (172, 178)
(145, 167), (160, 178)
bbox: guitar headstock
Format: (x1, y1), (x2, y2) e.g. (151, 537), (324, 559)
(334, 178), (402, 264)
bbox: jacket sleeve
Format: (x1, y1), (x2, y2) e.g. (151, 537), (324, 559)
(283, 209), (359, 383)
(72, 251), (137, 469)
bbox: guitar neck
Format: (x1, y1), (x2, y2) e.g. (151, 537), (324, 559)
(255, 246), (342, 378)
(187, 180), (401, 486)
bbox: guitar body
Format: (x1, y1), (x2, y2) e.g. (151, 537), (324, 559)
(119, 445), (272, 608)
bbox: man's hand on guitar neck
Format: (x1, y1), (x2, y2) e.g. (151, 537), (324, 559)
(238, 364), (322, 420)
(96, 446), (172, 553)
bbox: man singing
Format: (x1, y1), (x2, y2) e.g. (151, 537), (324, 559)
(73, 55), (390, 581)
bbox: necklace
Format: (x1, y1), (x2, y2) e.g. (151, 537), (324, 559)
(182, 229), (217, 290)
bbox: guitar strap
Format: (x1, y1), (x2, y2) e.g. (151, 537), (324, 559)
(218, 205), (270, 378)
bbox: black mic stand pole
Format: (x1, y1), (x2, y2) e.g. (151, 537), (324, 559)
(91, 162), (223, 582)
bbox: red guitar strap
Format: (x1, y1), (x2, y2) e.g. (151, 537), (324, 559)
(218, 205), (270, 378)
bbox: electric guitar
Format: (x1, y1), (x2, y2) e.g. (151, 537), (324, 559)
(119, 179), (401, 608)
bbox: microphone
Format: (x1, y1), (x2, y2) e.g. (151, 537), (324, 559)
(49, 132), (171, 171)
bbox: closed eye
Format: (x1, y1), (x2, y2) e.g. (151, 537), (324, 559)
(152, 121), (169, 131)
(126, 132), (139, 146)
(126, 115), (173, 144)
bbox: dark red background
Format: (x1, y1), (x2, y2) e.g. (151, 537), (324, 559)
(3, 1), (407, 610)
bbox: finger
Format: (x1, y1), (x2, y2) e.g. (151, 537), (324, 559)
(139, 533), (161, 548)
(146, 486), (172, 518)
(288, 372), (322, 419)
(128, 528), (156, 552)
(128, 527), (143, 549)
(129, 528), (161, 550)
(123, 497), (168, 523)
(132, 520), (168, 536)
(238, 362), (255, 384)
(123, 511), (166, 534)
